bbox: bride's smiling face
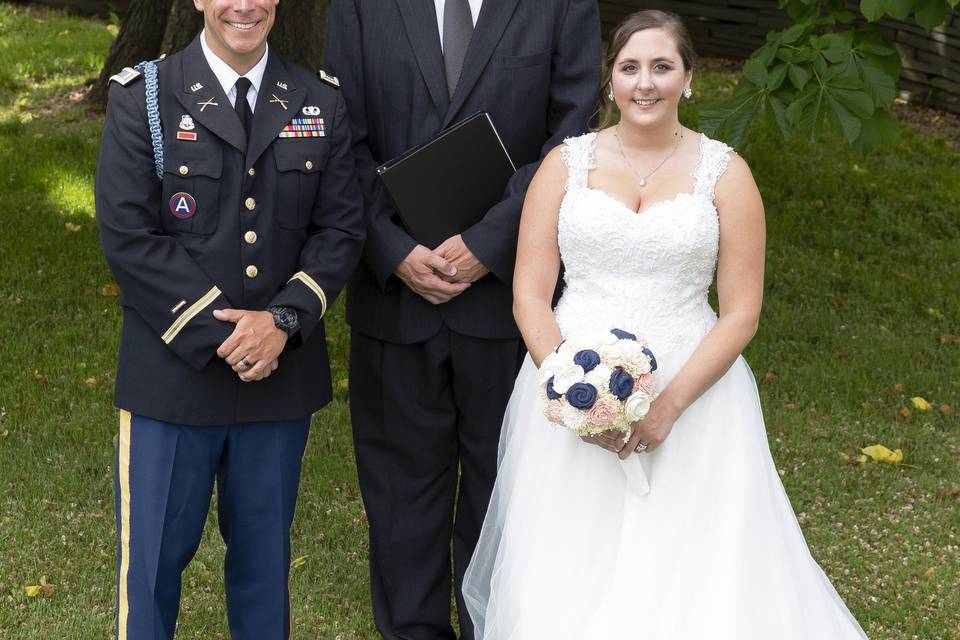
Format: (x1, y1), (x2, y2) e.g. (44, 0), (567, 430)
(611, 28), (692, 129)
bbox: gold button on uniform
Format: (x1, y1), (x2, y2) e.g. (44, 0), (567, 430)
(245, 265), (259, 278)
(247, 167), (255, 176)
(244, 231), (258, 244)
(179, 165), (189, 176)
(245, 197), (256, 211)
(304, 160), (314, 171)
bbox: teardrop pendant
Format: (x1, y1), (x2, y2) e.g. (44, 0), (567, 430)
(638, 177), (646, 187)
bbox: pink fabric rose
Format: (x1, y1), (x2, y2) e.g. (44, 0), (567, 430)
(634, 373), (656, 395)
(587, 397), (620, 426)
(545, 399), (565, 424)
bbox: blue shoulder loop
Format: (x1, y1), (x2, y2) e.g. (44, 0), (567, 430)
(134, 60), (164, 179)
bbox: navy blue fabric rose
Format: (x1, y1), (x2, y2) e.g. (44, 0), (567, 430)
(608, 367), (635, 401)
(610, 328), (637, 341)
(566, 383), (598, 409)
(641, 346), (658, 372)
(573, 349), (601, 373)
(546, 377), (562, 400)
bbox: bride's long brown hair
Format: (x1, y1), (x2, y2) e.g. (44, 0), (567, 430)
(597, 10), (698, 129)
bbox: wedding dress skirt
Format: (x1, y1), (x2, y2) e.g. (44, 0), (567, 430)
(461, 132), (868, 639)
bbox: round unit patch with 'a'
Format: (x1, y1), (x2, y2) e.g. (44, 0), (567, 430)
(169, 192), (197, 219)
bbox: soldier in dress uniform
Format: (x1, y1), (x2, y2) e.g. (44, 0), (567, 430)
(94, 1), (364, 638)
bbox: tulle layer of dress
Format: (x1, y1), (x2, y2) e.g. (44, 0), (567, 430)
(462, 345), (868, 639)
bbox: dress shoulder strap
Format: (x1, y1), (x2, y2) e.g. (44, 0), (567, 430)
(693, 134), (734, 202)
(559, 132), (597, 191)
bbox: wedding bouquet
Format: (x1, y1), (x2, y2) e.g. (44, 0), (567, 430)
(538, 328), (660, 496)
(538, 328), (659, 437)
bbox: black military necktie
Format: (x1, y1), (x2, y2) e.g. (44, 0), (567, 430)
(234, 77), (253, 136)
(443, 0), (474, 98)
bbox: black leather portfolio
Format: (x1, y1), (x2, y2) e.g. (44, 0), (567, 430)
(376, 112), (516, 249)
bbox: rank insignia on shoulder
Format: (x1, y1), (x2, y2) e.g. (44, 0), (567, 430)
(109, 66), (142, 86)
(318, 70), (340, 88)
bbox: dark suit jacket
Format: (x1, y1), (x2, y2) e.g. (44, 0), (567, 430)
(95, 37), (365, 425)
(325, 0), (600, 344)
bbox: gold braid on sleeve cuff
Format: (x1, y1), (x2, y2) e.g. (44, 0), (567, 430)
(288, 271), (328, 318)
(161, 286), (222, 344)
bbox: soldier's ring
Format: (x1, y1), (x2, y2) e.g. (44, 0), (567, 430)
(240, 356), (252, 369)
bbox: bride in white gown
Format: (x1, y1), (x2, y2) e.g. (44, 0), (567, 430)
(461, 10), (868, 639)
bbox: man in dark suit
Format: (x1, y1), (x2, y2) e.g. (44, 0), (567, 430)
(95, 1), (364, 637)
(325, 1), (600, 637)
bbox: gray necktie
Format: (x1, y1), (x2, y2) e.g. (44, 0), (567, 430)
(443, 0), (474, 98)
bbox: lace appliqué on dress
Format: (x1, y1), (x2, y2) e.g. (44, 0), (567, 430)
(559, 132), (598, 191)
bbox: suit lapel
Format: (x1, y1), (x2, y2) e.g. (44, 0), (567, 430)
(175, 37), (246, 154)
(395, 0), (449, 118)
(246, 53), (306, 167)
(443, 0), (521, 128)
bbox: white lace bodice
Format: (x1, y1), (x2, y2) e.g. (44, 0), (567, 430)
(554, 131), (733, 356)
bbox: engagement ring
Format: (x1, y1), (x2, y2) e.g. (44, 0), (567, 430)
(634, 441), (649, 453)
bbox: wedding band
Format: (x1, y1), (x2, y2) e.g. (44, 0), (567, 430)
(634, 441), (649, 453)
(240, 356), (251, 369)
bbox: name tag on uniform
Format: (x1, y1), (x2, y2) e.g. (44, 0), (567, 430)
(279, 117), (326, 138)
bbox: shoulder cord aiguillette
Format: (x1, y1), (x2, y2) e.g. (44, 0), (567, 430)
(135, 60), (163, 179)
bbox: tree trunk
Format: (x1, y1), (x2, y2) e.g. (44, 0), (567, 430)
(91, 0), (330, 108)
(89, 0), (173, 105)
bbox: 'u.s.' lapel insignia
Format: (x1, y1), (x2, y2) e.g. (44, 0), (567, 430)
(302, 105), (321, 116)
(276, 81), (288, 91)
(169, 192), (197, 219)
(189, 82), (203, 93)
(179, 115), (195, 130)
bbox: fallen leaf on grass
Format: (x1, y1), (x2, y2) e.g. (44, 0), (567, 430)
(911, 397), (933, 412)
(101, 283), (120, 297)
(783, 402), (796, 410)
(861, 444), (903, 464)
(31, 370), (49, 387)
(0, 430), (8, 440)
(937, 486), (960, 500)
(64, 222), (82, 234)
(941, 334), (959, 343)
(940, 404), (955, 415)
(24, 576), (54, 598)
(761, 371), (777, 384)
(839, 452), (867, 465)
(85, 377), (98, 387)
(897, 408), (912, 421)
(927, 308), (942, 319)
(290, 555), (308, 569)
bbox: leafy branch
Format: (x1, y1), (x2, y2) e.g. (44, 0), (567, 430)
(700, 0), (958, 149)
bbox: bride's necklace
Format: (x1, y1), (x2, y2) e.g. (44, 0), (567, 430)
(614, 123), (683, 188)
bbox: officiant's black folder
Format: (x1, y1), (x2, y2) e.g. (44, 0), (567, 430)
(376, 112), (516, 249)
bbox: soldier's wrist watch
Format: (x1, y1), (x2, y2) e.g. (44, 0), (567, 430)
(268, 306), (300, 336)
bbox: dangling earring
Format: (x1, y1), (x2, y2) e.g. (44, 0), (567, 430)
(683, 86), (693, 99)
(608, 85), (615, 101)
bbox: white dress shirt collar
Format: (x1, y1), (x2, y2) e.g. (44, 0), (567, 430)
(199, 29), (269, 112)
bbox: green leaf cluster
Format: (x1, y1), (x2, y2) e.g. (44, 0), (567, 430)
(700, 0), (956, 149)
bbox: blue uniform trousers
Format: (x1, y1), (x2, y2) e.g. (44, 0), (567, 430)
(113, 411), (310, 640)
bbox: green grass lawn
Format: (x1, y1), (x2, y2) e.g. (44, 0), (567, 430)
(1, 3), (958, 639)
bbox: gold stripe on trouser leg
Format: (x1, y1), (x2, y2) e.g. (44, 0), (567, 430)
(117, 410), (132, 640)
